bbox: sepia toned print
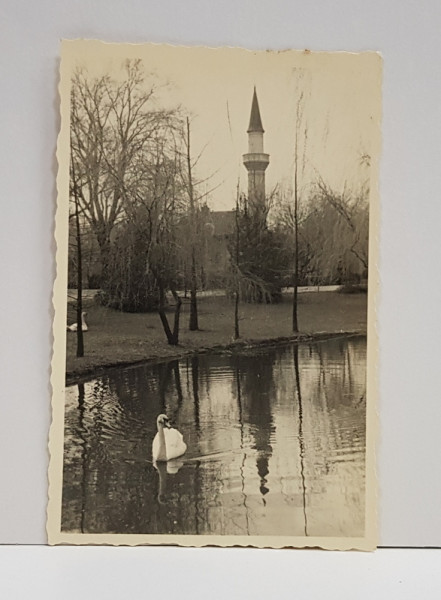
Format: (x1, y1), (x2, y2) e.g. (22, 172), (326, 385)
(48, 41), (381, 549)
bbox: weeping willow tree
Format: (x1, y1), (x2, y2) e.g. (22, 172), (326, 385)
(275, 180), (369, 291)
(303, 180), (369, 285)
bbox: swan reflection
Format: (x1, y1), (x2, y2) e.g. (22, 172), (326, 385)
(154, 458), (185, 504)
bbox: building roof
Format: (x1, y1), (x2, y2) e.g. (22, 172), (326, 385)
(208, 210), (235, 236)
(247, 87), (264, 134)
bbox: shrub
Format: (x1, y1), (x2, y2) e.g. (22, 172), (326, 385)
(337, 283), (368, 294)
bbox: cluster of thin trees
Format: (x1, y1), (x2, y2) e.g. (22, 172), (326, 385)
(69, 60), (208, 355)
(69, 60), (369, 357)
(227, 179), (369, 337)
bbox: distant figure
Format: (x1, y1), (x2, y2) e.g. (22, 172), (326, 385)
(67, 311), (88, 332)
(152, 414), (187, 462)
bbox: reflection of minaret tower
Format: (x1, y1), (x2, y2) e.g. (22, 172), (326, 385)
(242, 87), (270, 205)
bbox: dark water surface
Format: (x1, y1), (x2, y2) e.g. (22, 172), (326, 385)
(62, 336), (366, 537)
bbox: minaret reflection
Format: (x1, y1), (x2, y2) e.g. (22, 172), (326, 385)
(293, 344), (308, 536)
(239, 353), (275, 503)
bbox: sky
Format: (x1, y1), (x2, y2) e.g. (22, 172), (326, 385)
(63, 41), (382, 211)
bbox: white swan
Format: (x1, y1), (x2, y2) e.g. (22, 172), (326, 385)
(152, 414), (187, 462)
(67, 311), (88, 332)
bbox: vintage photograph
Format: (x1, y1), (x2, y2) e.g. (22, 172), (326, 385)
(48, 41), (381, 549)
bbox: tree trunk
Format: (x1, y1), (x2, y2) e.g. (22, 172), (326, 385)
(157, 283), (182, 346)
(170, 288), (182, 345)
(74, 175), (84, 357)
(186, 117), (199, 331)
(96, 231), (112, 290)
(292, 281), (299, 333)
(292, 116), (300, 333)
(234, 290), (240, 340)
(157, 283), (175, 345)
(189, 249), (198, 330)
(292, 187), (299, 332)
(234, 186), (241, 340)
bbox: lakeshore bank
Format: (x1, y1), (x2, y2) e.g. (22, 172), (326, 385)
(65, 291), (367, 383)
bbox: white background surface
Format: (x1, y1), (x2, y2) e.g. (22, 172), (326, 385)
(0, 547), (441, 599)
(1, 0), (441, 592)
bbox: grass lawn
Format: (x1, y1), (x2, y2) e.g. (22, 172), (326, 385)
(65, 291), (367, 381)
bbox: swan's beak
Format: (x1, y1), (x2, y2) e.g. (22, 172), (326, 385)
(165, 420), (171, 428)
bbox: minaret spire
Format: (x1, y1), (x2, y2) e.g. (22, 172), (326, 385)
(243, 88), (269, 205)
(247, 87), (264, 133)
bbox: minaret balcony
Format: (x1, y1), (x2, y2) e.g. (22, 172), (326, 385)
(242, 153), (270, 171)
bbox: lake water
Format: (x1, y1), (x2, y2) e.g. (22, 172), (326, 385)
(62, 336), (367, 538)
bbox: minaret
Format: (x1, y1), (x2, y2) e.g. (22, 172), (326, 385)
(243, 88), (270, 205)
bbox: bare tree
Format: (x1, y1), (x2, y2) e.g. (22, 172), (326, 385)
(184, 117), (199, 331)
(70, 69), (114, 281)
(70, 154), (84, 357)
(70, 61), (175, 287)
(122, 118), (187, 344)
(292, 90), (307, 333)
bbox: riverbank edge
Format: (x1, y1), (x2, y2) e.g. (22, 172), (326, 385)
(65, 329), (366, 385)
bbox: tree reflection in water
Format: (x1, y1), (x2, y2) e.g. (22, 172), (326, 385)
(62, 336), (367, 537)
(293, 344), (308, 536)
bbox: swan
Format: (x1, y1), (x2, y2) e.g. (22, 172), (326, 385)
(67, 311), (88, 332)
(152, 414), (187, 462)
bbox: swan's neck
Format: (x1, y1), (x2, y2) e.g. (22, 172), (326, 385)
(81, 314), (87, 325)
(156, 424), (167, 461)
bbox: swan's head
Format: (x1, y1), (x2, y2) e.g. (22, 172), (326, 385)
(157, 414), (171, 429)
